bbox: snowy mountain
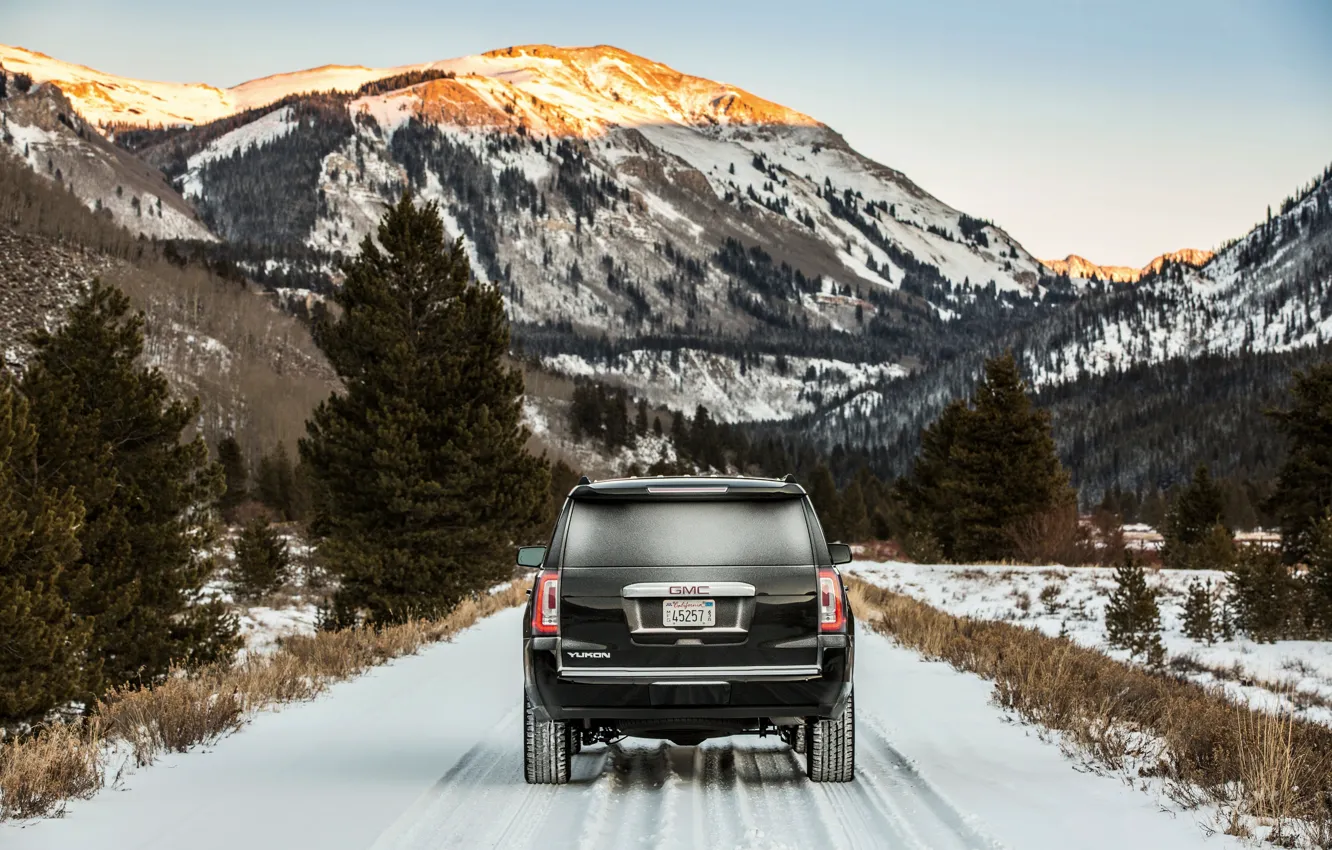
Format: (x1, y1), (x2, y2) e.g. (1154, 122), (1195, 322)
(0, 44), (411, 128)
(0, 82), (214, 241)
(785, 166), (1332, 497)
(1040, 249), (1214, 284)
(1028, 175), (1331, 386)
(5, 41), (1328, 499)
(1, 42), (1055, 422)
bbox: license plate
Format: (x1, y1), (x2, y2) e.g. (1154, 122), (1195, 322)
(663, 599), (715, 627)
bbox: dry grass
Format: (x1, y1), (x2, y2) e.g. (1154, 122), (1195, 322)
(0, 720), (103, 820)
(846, 576), (1332, 846)
(0, 580), (527, 821)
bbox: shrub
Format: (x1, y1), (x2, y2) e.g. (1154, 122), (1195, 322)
(1104, 554), (1165, 665)
(1181, 579), (1217, 644)
(1038, 582), (1062, 614)
(1008, 504), (1097, 565)
(1228, 545), (1305, 641)
(0, 722), (102, 820)
(847, 577), (1332, 843)
(230, 519), (291, 602)
(0, 581), (526, 821)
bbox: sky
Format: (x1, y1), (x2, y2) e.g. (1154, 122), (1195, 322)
(3, 0), (1329, 265)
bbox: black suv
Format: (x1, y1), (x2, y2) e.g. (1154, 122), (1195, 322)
(519, 475), (855, 784)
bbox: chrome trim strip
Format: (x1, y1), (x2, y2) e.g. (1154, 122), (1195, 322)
(645, 486), (728, 494)
(630, 627), (747, 636)
(652, 681), (728, 687)
(558, 664), (821, 680)
(622, 581), (755, 598)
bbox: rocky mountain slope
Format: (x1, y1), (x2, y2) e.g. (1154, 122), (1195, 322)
(4, 42), (1328, 500)
(1028, 175), (1331, 386)
(791, 166), (1332, 498)
(0, 146), (337, 462)
(1, 43), (1053, 422)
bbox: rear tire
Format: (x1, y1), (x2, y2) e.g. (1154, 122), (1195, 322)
(566, 724), (583, 755)
(792, 723), (807, 754)
(806, 693), (854, 782)
(524, 695), (570, 784)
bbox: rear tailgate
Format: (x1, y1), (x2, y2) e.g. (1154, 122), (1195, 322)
(556, 498), (820, 678)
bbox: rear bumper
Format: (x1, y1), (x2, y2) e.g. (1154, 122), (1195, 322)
(524, 635), (853, 724)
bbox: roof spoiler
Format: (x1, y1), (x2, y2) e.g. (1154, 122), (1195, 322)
(569, 478), (806, 501)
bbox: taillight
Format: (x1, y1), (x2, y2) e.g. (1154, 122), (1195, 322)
(818, 568), (845, 632)
(532, 572), (559, 635)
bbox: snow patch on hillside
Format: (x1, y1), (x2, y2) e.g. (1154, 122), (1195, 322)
(2, 115), (214, 241)
(543, 348), (905, 422)
(1028, 179), (1332, 386)
(182, 107), (298, 198)
(523, 396), (680, 478)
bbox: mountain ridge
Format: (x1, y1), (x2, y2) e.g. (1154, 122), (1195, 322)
(1, 41), (1050, 340)
(0, 42), (825, 134)
(7, 41), (1328, 506)
(1040, 248), (1215, 283)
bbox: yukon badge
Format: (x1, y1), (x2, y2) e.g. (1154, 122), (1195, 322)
(566, 651), (611, 659)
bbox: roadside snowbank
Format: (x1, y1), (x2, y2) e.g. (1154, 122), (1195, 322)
(850, 560), (1332, 726)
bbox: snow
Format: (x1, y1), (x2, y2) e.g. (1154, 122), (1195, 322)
(851, 560), (1332, 727)
(234, 603), (320, 656)
(3, 608), (1242, 849)
(1028, 180), (1332, 387)
(181, 106), (298, 197)
(3, 120), (59, 160)
(5, 40), (1046, 305)
(0, 45), (419, 129)
(200, 528), (325, 657)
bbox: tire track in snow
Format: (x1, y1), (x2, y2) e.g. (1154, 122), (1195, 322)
(848, 712), (1001, 850)
(371, 712), (998, 850)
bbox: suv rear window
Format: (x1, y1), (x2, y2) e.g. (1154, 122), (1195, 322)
(563, 499), (813, 567)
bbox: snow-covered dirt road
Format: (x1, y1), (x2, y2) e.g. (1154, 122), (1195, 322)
(5, 608), (1242, 850)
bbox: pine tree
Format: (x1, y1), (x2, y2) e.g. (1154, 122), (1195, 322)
(230, 519), (290, 602)
(1181, 579), (1216, 644)
(301, 192), (550, 625)
(948, 352), (1073, 561)
(808, 464), (844, 541)
(897, 352), (1073, 562)
(216, 435), (248, 518)
(840, 479), (871, 542)
(1227, 545), (1299, 642)
(1306, 513), (1332, 631)
(21, 281), (237, 694)
(634, 398), (649, 436)
(1104, 553), (1166, 665)
(1268, 363), (1332, 562)
(0, 383), (90, 723)
(1161, 465), (1229, 568)
(896, 399), (966, 559)
(547, 459), (580, 526)
(257, 443), (299, 521)
(670, 410), (687, 445)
